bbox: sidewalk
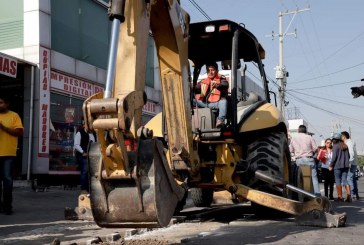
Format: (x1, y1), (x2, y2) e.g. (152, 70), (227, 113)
(0, 185), (79, 227)
(0, 185), (97, 245)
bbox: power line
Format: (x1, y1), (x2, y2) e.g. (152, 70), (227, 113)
(286, 91), (364, 126)
(289, 90), (364, 108)
(290, 61), (364, 84)
(297, 30), (364, 78)
(287, 79), (360, 91)
(187, 0), (212, 20)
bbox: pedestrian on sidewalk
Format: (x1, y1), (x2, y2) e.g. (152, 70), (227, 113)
(289, 125), (321, 196)
(0, 94), (24, 215)
(74, 117), (95, 194)
(341, 131), (360, 200)
(329, 133), (351, 202)
(317, 138), (335, 200)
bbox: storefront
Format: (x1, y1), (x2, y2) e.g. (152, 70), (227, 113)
(1, 50), (161, 185)
(0, 52), (36, 179)
(48, 69), (104, 175)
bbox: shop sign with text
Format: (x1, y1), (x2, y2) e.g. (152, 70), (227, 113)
(51, 71), (104, 98)
(0, 53), (17, 78)
(38, 47), (50, 157)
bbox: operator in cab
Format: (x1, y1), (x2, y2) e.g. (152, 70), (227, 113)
(194, 62), (229, 128)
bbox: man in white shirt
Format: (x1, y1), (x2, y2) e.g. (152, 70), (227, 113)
(289, 125), (320, 196)
(341, 131), (359, 200)
(74, 119), (95, 193)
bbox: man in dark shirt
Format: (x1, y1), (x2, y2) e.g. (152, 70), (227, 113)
(74, 119), (95, 193)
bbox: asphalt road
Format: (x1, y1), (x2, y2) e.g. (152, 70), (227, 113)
(1, 178), (364, 245)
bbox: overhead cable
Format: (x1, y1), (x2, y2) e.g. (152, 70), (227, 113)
(286, 92), (364, 126)
(187, 0), (212, 20)
(290, 61), (364, 84)
(297, 30), (364, 79)
(289, 90), (364, 108)
(287, 79), (360, 91)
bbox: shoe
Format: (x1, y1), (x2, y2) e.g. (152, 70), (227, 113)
(335, 197), (344, 202)
(216, 119), (224, 128)
(356, 195), (360, 200)
(329, 196), (334, 200)
(345, 195), (352, 202)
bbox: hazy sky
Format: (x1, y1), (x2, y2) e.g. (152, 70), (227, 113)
(181, 0), (364, 152)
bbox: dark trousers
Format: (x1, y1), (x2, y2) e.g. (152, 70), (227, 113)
(0, 156), (15, 212)
(76, 154), (89, 191)
(322, 168), (335, 198)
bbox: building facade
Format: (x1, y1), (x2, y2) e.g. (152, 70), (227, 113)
(0, 0), (162, 182)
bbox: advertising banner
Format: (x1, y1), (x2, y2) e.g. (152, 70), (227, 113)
(50, 70), (104, 98)
(0, 53), (17, 78)
(38, 47), (50, 157)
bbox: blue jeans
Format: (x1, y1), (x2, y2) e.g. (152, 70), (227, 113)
(295, 157), (321, 196)
(194, 98), (228, 120)
(0, 156), (15, 211)
(76, 154), (89, 191)
(334, 168), (349, 186)
(347, 164), (358, 196)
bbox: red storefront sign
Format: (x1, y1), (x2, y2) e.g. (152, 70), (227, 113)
(50, 71), (104, 98)
(38, 47), (50, 157)
(0, 53), (17, 78)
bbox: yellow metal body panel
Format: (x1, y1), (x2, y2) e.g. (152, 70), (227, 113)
(213, 144), (242, 190)
(87, 0), (197, 175)
(150, 1), (199, 175)
(235, 184), (328, 215)
(145, 112), (163, 138)
(239, 103), (284, 133)
(113, 0), (150, 137)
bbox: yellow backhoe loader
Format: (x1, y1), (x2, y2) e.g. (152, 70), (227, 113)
(76, 0), (346, 228)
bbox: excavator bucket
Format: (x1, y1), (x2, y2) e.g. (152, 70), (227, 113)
(87, 139), (186, 228)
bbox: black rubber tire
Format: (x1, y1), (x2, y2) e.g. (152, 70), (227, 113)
(190, 188), (214, 207)
(246, 131), (290, 187)
(246, 131), (292, 217)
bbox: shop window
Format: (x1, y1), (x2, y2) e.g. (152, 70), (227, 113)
(49, 93), (84, 172)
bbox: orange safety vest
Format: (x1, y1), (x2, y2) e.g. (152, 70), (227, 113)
(199, 75), (223, 103)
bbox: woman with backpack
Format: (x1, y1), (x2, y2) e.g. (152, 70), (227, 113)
(329, 133), (351, 202)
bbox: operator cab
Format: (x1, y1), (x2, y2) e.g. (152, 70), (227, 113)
(189, 20), (269, 137)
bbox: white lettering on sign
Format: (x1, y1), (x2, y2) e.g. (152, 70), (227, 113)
(143, 101), (156, 114)
(0, 54), (17, 78)
(38, 47), (50, 157)
(51, 71), (104, 98)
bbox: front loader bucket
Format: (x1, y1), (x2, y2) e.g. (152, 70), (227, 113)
(88, 139), (185, 228)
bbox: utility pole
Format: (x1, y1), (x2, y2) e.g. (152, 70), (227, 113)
(267, 7), (310, 118)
